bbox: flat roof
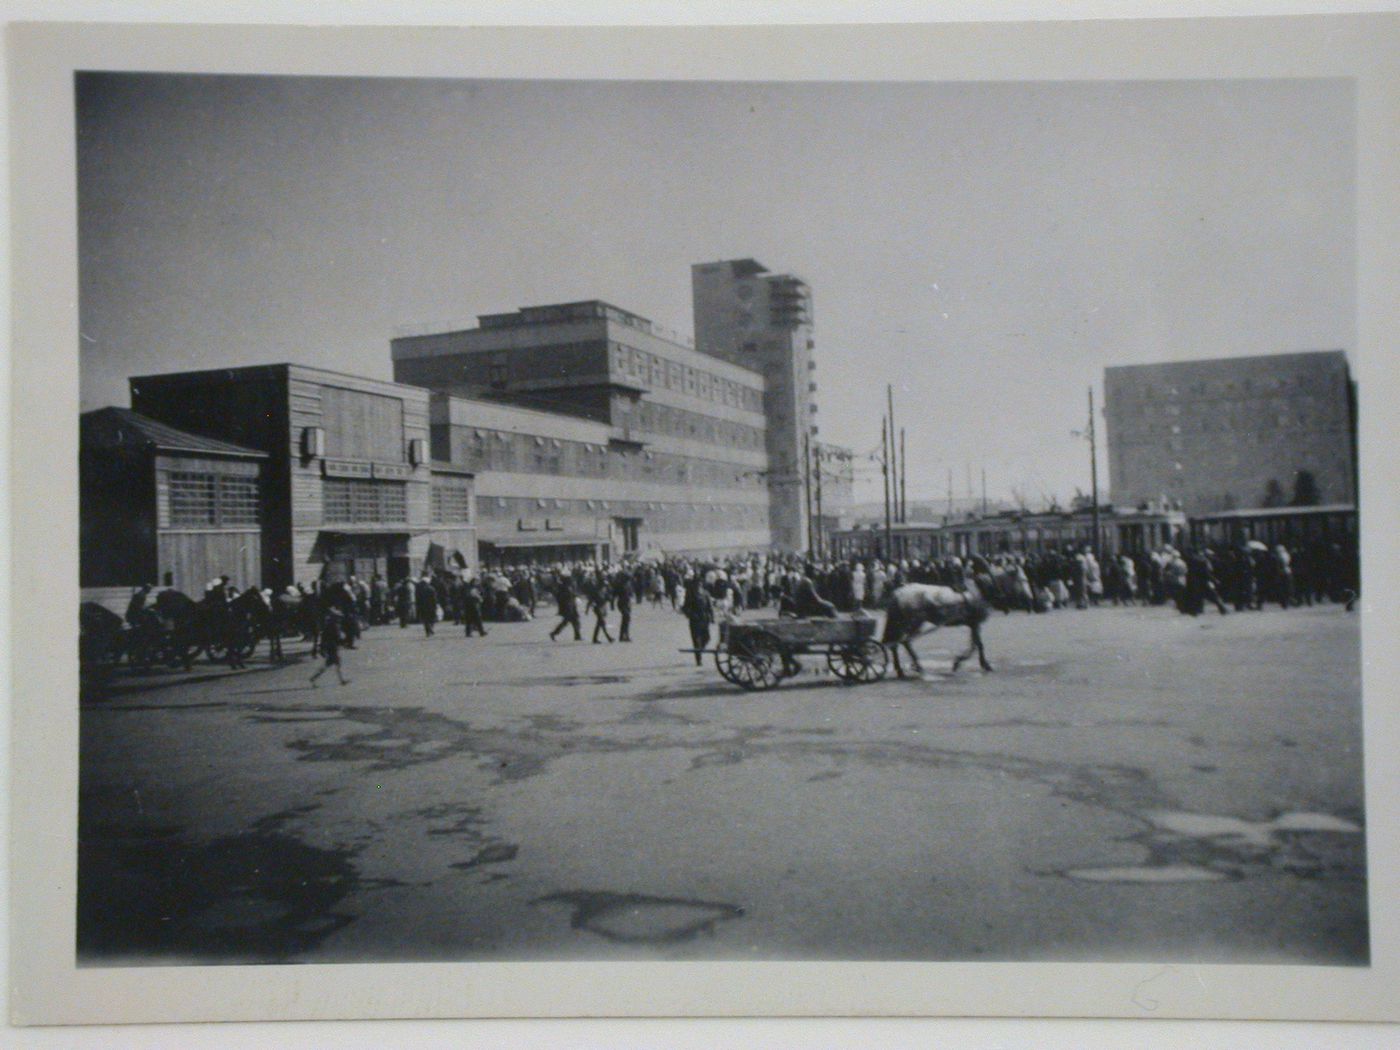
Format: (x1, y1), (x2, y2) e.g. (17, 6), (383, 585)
(1105, 349), (1349, 376)
(129, 362), (429, 399)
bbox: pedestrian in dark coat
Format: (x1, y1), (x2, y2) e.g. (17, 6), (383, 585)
(461, 581), (488, 637)
(589, 585), (614, 644)
(549, 578), (583, 641)
(414, 575), (439, 636)
(616, 583), (632, 642)
(310, 607), (348, 687)
(681, 578), (714, 666)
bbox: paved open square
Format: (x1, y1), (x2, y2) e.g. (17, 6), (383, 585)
(77, 601), (1366, 966)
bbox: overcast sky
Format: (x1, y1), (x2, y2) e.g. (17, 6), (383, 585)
(77, 74), (1354, 506)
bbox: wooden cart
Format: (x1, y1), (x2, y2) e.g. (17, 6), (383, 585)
(693, 616), (889, 691)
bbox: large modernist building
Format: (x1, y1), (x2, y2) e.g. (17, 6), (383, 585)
(1104, 350), (1356, 515)
(81, 259), (848, 595)
(392, 258), (824, 555)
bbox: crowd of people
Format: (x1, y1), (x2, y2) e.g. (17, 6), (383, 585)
(111, 533), (1358, 684)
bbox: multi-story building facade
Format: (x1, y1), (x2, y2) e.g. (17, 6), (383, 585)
(1104, 351), (1356, 515)
(691, 259), (817, 550)
(391, 298), (774, 560)
(394, 257), (835, 556)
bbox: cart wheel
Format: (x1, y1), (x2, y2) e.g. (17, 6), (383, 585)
(854, 639), (889, 682)
(716, 632), (782, 691)
(715, 643), (742, 686)
(828, 640), (889, 683)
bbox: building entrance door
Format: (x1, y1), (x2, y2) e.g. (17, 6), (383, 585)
(319, 533), (410, 584)
(613, 517), (641, 555)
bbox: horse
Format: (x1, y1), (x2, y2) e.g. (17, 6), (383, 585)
(224, 587), (292, 666)
(880, 583), (993, 678)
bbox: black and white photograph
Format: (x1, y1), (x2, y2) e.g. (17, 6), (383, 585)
(7, 7), (1400, 1039)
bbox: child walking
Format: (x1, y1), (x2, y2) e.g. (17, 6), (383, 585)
(310, 606), (349, 687)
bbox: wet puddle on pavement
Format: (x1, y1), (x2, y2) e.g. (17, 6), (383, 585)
(535, 891), (744, 944)
(1060, 809), (1364, 884)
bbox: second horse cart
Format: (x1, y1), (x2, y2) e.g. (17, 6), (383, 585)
(694, 616), (890, 691)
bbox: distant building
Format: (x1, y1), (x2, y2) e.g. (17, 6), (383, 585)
(1104, 351), (1356, 515)
(391, 298), (773, 560)
(393, 258), (837, 556)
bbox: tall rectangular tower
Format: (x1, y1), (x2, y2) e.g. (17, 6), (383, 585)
(692, 259), (816, 551)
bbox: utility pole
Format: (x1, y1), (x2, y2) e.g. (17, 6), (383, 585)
(1089, 386), (1101, 559)
(813, 444), (824, 558)
(946, 467), (953, 519)
(881, 423), (893, 559)
(981, 466), (988, 516)
(886, 384), (898, 523)
(899, 427), (907, 524)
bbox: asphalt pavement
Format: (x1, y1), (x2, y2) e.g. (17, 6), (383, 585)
(77, 599), (1366, 965)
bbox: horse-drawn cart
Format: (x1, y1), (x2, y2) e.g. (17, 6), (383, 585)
(692, 615), (889, 691)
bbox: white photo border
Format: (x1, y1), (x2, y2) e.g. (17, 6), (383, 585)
(7, 9), (1400, 1029)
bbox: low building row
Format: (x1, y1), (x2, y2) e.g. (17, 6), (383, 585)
(81, 359), (806, 600)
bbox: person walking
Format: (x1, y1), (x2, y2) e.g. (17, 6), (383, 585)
(310, 606), (349, 687)
(616, 580), (633, 642)
(461, 579), (488, 637)
(414, 574), (439, 636)
(589, 583), (614, 644)
(548, 577), (583, 641)
(680, 575), (714, 666)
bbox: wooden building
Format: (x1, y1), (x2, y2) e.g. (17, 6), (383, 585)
(127, 364), (476, 589)
(80, 407), (268, 598)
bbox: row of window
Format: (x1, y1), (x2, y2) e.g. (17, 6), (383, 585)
(481, 496), (767, 528)
(612, 342), (763, 412)
(1115, 415), (1348, 443)
(323, 478), (407, 524)
(1130, 373), (1346, 401)
(167, 472), (261, 528)
(1123, 394), (1344, 418)
(456, 427), (766, 487)
(627, 400), (764, 449)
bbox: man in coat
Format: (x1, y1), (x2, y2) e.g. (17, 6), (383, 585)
(548, 577), (583, 641)
(461, 579), (488, 638)
(680, 575), (714, 666)
(414, 574), (439, 636)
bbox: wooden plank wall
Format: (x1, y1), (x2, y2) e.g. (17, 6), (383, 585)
(158, 530), (262, 594)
